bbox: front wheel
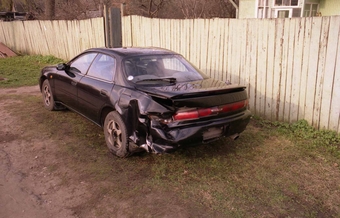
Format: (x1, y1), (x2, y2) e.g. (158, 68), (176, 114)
(42, 80), (56, 111)
(104, 111), (130, 158)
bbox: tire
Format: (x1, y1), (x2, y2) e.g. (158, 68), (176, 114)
(42, 80), (56, 111)
(104, 111), (130, 158)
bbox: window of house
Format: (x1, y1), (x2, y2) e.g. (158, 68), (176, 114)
(277, 9), (291, 18)
(275, 0), (299, 6)
(272, 8), (301, 18)
(304, 3), (319, 17)
(258, 0), (270, 18)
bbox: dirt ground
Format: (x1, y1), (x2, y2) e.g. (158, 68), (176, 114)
(0, 86), (82, 218)
(0, 86), (209, 218)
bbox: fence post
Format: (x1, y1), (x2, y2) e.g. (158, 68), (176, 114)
(103, 6), (122, 48)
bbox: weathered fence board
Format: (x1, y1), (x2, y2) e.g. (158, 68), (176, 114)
(0, 18), (105, 60)
(122, 15), (340, 133)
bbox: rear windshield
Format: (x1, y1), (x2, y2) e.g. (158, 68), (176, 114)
(123, 54), (208, 84)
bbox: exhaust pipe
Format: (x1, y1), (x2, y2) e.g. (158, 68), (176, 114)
(230, 133), (239, 140)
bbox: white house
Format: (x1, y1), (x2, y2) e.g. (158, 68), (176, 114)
(239, 0), (340, 18)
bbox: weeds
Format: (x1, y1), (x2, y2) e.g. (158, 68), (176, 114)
(253, 117), (340, 155)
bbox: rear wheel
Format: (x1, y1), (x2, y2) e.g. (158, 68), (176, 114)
(104, 111), (130, 158)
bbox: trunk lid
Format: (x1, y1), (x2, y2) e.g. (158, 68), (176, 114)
(136, 78), (248, 108)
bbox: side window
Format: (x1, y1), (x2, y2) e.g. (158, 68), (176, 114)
(70, 53), (97, 74)
(87, 54), (116, 81)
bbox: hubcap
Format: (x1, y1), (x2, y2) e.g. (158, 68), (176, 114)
(107, 120), (122, 149)
(43, 85), (51, 106)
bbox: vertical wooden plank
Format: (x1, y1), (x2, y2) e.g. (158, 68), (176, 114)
(169, 19), (176, 51)
(320, 16), (340, 130)
(96, 17), (105, 47)
(283, 18), (296, 122)
(328, 23), (340, 132)
(121, 16), (126, 46)
(131, 16), (138, 46)
(134, 16), (141, 46)
(181, 19), (193, 60)
(278, 19), (290, 121)
(243, 19), (251, 101)
(230, 19), (240, 84)
(193, 19), (200, 67)
(272, 19), (284, 120)
(145, 17), (152, 46)
(313, 16), (330, 129)
(256, 19), (269, 118)
(238, 19), (247, 86)
(330, 30), (340, 132)
(304, 17), (322, 125)
(226, 19), (233, 83)
(206, 19), (214, 77)
(265, 19), (276, 120)
(65, 20), (73, 59)
(2, 22), (13, 49)
(290, 18), (305, 123)
(174, 19), (178, 52)
(217, 18), (226, 81)
(212, 18), (220, 80)
(180, 19), (187, 60)
(158, 19), (164, 48)
(221, 19), (229, 83)
(299, 17), (312, 121)
(248, 19), (258, 114)
(0, 22), (4, 43)
(165, 19), (171, 49)
(200, 19), (209, 75)
(176, 19), (181, 54)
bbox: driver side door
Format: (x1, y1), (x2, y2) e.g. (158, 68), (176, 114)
(54, 52), (97, 110)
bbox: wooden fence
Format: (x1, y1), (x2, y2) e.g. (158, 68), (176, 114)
(122, 15), (340, 133)
(0, 15), (339, 133)
(0, 18), (105, 60)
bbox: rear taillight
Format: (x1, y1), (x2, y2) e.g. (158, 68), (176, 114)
(173, 100), (248, 121)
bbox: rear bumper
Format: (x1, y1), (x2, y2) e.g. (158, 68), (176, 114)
(146, 109), (251, 153)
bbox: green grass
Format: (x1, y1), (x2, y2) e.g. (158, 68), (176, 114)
(0, 55), (64, 88)
(2, 92), (340, 217)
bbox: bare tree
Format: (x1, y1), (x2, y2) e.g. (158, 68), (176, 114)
(127, 0), (166, 18)
(0, 0), (14, 11)
(178, 0), (204, 19)
(45, 0), (55, 19)
(222, 0), (238, 18)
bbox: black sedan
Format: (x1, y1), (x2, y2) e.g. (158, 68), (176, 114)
(40, 47), (251, 157)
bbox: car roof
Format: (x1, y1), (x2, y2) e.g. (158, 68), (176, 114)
(85, 47), (178, 58)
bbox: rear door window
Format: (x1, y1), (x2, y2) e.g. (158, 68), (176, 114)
(87, 54), (116, 81)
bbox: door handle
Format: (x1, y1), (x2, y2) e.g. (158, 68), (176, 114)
(71, 81), (77, 86)
(100, 89), (108, 96)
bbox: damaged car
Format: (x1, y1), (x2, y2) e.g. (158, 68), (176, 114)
(40, 47), (251, 157)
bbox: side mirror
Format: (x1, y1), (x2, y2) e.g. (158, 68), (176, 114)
(56, 63), (67, 71)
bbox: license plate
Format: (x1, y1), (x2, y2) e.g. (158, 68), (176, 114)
(203, 127), (223, 140)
